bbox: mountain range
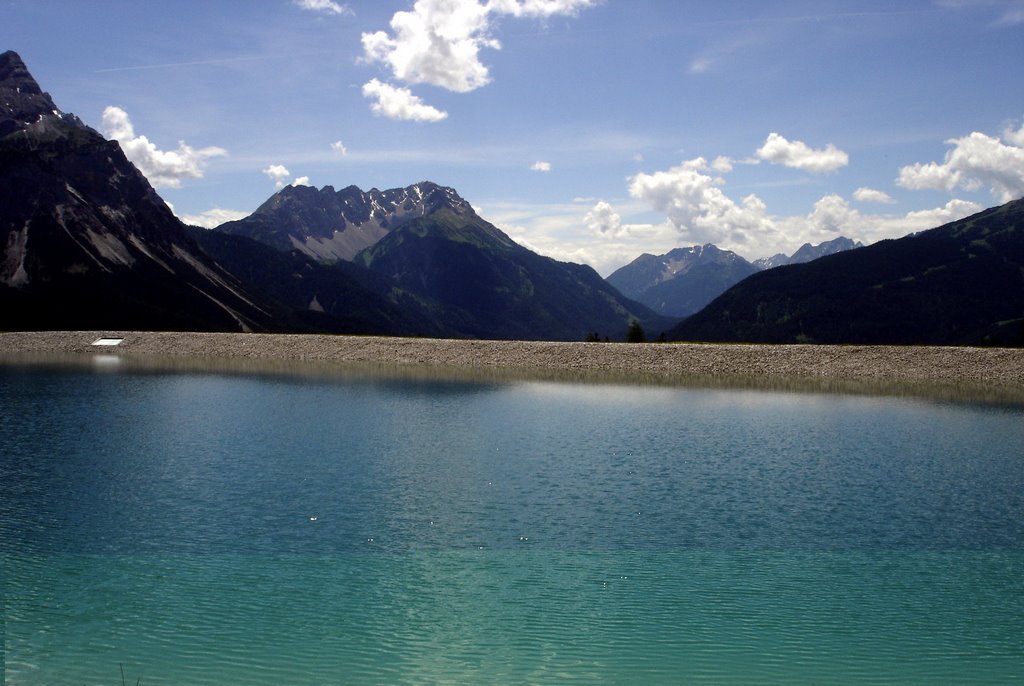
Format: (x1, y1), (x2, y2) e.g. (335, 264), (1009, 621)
(3, 50), (1021, 346)
(607, 237), (863, 318)
(216, 182), (474, 262)
(216, 179), (676, 340)
(753, 236), (863, 271)
(669, 199), (1024, 346)
(0, 51), (671, 341)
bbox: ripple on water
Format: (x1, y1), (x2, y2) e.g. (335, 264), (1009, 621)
(2, 368), (1023, 684)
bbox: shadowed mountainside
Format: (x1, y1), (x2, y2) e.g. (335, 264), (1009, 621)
(608, 238), (864, 318)
(0, 50), (281, 332)
(668, 199), (1024, 346)
(354, 207), (678, 341)
(1, 51), (672, 340)
(607, 244), (761, 317)
(218, 181), (677, 341)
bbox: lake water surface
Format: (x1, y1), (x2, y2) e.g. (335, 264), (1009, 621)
(2, 361), (1023, 684)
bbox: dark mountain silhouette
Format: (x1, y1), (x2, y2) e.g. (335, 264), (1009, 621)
(186, 228), (457, 337)
(669, 199), (1024, 346)
(0, 50), (285, 332)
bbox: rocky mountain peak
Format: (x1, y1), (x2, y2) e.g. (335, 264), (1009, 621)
(1, 50), (61, 132)
(2, 52), (279, 332)
(664, 243), (745, 266)
(409, 181), (473, 214)
(606, 242), (760, 318)
(218, 180), (478, 262)
(1, 51), (43, 93)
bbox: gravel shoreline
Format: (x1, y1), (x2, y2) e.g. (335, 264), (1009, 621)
(2, 331), (1023, 399)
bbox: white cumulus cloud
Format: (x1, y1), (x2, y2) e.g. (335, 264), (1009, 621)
(628, 159), (775, 247)
(293, 0), (350, 15)
(531, 160), (552, 172)
(853, 187), (896, 204)
(331, 140), (348, 155)
(263, 164), (292, 189)
(808, 194), (860, 234)
(361, 0), (496, 93)
(1004, 119), (1024, 146)
(897, 161), (963, 193)
(584, 200), (622, 237)
(710, 155), (734, 173)
(262, 166), (310, 189)
(361, 0), (595, 96)
(897, 124), (1024, 202)
(101, 106), (226, 189)
(902, 198), (984, 229)
(362, 79), (448, 122)
(618, 150), (989, 263)
(755, 132), (849, 173)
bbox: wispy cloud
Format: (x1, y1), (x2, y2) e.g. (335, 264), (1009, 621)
(935, 0), (1024, 25)
(686, 27), (766, 75)
(179, 207), (250, 228)
(292, 0), (350, 16)
(684, 8), (940, 75)
(95, 55), (267, 73)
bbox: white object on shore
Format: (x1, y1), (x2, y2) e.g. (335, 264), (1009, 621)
(92, 337), (123, 346)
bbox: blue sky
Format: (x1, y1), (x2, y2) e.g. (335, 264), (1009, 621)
(6, 0), (1024, 274)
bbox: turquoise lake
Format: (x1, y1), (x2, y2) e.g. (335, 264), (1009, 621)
(2, 361), (1023, 684)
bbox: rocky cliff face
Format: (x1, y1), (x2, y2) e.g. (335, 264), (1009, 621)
(0, 50), (274, 331)
(216, 181), (476, 262)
